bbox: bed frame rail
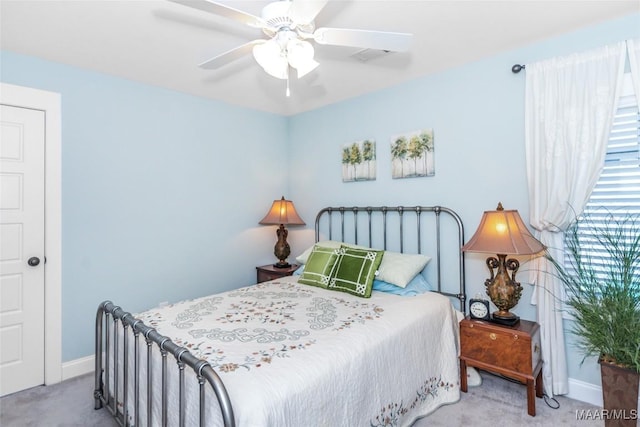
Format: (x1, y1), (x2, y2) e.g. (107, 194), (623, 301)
(94, 205), (465, 427)
(315, 205), (466, 311)
(94, 301), (235, 427)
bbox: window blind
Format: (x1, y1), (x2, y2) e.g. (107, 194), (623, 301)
(584, 95), (640, 214)
(569, 74), (640, 278)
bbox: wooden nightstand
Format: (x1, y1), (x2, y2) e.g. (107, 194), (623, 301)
(460, 317), (543, 416)
(256, 264), (299, 283)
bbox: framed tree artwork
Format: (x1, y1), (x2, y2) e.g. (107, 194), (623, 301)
(342, 139), (376, 182)
(390, 129), (434, 179)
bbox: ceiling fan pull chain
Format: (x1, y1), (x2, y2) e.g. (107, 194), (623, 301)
(286, 69), (291, 97)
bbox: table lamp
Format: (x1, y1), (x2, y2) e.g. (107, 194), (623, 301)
(259, 196), (305, 268)
(462, 203), (545, 325)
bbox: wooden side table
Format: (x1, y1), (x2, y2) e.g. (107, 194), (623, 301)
(459, 317), (543, 416)
(256, 264), (299, 283)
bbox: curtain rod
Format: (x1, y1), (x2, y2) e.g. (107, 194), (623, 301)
(512, 64), (526, 73)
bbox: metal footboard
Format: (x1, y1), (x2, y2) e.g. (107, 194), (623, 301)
(94, 301), (235, 427)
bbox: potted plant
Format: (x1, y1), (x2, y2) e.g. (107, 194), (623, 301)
(546, 210), (640, 426)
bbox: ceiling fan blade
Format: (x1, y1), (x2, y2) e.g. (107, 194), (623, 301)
(288, 0), (328, 24)
(313, 27), (412, 52)
(199, 40), (266, 69)
(169, 0), (265, 28)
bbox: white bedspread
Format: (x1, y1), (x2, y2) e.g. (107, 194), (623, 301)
(126, 276), (461, 426)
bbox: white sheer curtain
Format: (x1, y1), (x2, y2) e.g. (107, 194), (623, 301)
(524, 41), (626, 397)
(628, 39), (640, 108)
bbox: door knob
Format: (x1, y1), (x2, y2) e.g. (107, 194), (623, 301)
(28, 257), (40, 267)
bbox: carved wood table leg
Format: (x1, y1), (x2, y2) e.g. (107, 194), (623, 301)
(535, 369), (543, 398)
(460, 359), (468, 392)
(526, 378), (536, 416)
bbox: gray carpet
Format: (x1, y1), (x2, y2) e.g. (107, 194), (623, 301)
(0, 371), (604, 426)
(0, 373), (116, 427)
(412, 371), (604, 427)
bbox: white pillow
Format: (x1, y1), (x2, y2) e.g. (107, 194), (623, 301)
(376, 251), (431, 288)
(295, 240), (367, 264)
(296, 241), (431, 289)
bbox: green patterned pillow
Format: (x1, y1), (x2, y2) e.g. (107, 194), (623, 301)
(328, 246), (384, 298)
(298, 245), (340, 289)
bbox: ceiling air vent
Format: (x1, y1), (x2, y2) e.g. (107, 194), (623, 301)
(350, 48), (392, 62)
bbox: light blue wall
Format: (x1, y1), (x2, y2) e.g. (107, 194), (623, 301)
(287, 13), (640, 387)
(1, 11), (638, 385)
(1, 52), (289, 361)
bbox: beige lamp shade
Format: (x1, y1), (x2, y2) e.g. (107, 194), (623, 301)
(259, 197), (305, 226)
(259, 196), (305, 268)
(462, 203), (545, 255)
(461, 203), (545, 324)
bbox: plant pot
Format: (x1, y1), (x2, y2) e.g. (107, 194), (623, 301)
(600, 359), (640, 427)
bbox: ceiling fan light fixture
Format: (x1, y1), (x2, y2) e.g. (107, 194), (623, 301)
(293, 58), (319, 78)
(174, 0), (414, 90)
(253, 40), (288, 79)
(287, 39), (318, 78)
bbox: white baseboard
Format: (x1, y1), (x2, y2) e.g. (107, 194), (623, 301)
(61, 355), (94, 381)
(568, 377), (640, 408)
(567, 377), (603, 406)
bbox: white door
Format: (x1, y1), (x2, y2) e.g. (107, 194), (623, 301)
(0, 104), (46, 396)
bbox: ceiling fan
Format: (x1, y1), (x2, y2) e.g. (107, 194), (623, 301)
(169, 0), (412, 93)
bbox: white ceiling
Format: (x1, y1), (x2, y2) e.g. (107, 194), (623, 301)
(2, 1), (638, 116)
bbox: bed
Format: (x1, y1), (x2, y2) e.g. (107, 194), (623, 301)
(94, 205), (467, 427)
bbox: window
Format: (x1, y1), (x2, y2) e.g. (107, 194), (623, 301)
(584, 74), (640, 214)
(568, 73), (640, 279)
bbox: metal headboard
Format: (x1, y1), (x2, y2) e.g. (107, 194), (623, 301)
(314, 206), (466, 311)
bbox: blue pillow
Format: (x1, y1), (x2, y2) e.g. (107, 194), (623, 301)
(372, 273), (433, 296)
(296, 264), (432, 296)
